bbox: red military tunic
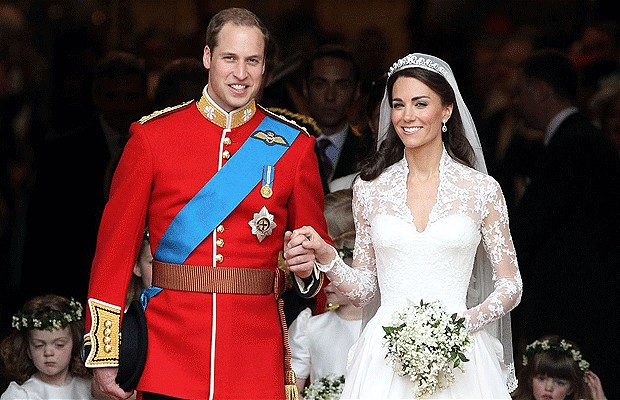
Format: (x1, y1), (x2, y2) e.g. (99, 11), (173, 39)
(83, 92), (329, 399)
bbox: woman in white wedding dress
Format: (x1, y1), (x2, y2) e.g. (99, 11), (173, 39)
(284, 53), (523, 399)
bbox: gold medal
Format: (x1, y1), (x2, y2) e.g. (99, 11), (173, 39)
(260, 185), (273, 198)
(261, 165), (274, 199)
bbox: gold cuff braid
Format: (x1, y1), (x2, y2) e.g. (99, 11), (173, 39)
(83, 299), (122, 367)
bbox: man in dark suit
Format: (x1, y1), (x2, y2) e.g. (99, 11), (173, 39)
(19, 51), (149, 309)
(303, 44), (374, 193)
(510, 48), (620, 398)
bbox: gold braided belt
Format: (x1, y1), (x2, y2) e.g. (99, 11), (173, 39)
(152, 260), (284, 296)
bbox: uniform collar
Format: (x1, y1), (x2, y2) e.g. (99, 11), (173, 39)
(196, 86), (257, 129)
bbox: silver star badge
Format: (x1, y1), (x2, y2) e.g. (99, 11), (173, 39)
(248, 206), (277, 242)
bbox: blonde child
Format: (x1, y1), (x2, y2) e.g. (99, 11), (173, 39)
(0, 294), (100, 399)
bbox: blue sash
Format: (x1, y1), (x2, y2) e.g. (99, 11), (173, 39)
(154, 115), (299, 264)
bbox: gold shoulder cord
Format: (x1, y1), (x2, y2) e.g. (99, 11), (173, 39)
(139, 100), (194, 124)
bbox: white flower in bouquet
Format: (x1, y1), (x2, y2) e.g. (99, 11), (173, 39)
(382, 299), (472, 398)
(302, 374), (344, 400)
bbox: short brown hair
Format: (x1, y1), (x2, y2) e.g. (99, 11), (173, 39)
(205, 8), (270, 59)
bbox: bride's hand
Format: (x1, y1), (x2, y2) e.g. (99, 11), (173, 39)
(284, 226), (334, 277)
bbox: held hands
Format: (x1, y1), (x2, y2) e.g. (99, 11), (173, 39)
(283, 225), (335, 278)
(92, 367), (135, 400)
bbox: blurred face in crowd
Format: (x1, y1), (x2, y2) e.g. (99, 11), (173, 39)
(203, 22), (266, 112)
(94, 74), (148, 133)
(511, 71), (546, 131)
(304, 57), (359, 135)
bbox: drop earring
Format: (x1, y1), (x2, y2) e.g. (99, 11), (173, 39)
(441, 120), (447, 133)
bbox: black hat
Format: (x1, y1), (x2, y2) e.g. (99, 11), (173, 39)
(116, 299), (148, 392)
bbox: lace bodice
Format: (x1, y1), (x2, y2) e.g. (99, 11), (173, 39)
(325, 149), (522, 332)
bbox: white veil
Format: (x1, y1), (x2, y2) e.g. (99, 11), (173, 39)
(367, 53), (517, 390)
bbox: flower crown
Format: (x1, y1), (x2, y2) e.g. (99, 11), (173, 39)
(523, 338), (590, 374)
(11, 298), (83, 331)
(388, 54), (449, 79)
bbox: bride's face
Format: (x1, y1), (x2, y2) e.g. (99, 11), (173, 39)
(390, 76), (451, 150)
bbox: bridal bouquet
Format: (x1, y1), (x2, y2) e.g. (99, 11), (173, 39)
(382, 300), (472, 398)
(302, 374), (344, 400)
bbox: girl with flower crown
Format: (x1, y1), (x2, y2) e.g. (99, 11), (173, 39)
(511, 335), (607, 400)
(284, 52), (522, 398)
(0, 294), (102, 399)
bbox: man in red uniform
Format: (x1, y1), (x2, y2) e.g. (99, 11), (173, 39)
(82, 8), (329, 400)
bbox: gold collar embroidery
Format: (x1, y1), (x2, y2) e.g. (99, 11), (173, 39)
(196, 89), (256, 129)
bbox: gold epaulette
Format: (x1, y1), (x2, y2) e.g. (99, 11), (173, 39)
(138, 100), (194, 124)
(83, 299), (122, 367)
(260, 105), (312, 137)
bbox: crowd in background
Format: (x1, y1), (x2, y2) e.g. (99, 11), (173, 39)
(1, 1), (619, 398)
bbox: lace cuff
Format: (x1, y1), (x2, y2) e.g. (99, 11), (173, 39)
(462, 272), (522, 332)
(322, 257), (377, 308)
(314, 246), (339, 272)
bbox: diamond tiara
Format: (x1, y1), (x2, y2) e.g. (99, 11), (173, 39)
(388, 54), (448, 79)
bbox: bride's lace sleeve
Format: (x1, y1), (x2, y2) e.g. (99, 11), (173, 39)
(322, 183), (378, 307)
(463, 179), (523, 332)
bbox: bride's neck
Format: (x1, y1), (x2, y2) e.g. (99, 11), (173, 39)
(404, 145), (442, 180)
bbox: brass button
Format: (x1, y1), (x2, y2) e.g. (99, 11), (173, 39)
(216, 225), (225, 233)
(222, 150), (231, 159)
(223, 137), (232, 145)
(216, 238), (224, 247)
(104, 344), (112, 353)
(215, 254), (224, 263)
